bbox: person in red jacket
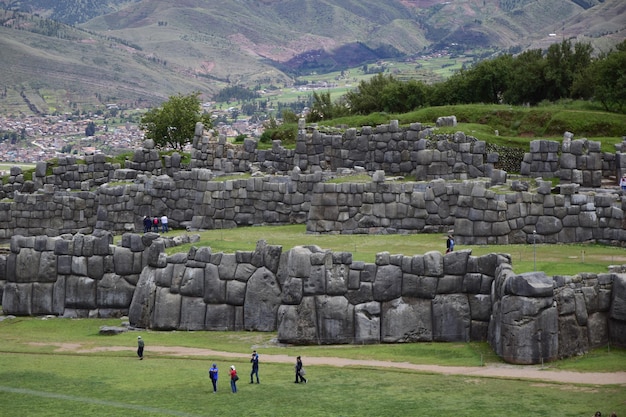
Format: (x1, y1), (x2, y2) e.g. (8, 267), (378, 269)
(229, 365), (238, 393)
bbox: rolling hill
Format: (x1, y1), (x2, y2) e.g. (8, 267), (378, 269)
(0, 0), (624, 115)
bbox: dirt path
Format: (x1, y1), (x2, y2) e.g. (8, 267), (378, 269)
(47, 343), (626, 386)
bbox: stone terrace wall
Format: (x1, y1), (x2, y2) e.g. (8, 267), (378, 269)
(0, 187), (97, 239)
(522, 137), (615, 187)
(2, 233), (625, 364)
(186, 120), (497, 180)
(307, 176), (626, 245)
(1, 155), (118, 199)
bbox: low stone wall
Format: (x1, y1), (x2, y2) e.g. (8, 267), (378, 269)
(2, 233), (625, 364)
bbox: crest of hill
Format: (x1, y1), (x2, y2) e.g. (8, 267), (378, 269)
(0, 0), (624, 114)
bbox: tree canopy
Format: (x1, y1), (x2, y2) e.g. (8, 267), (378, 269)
(139, 93), (212, 150)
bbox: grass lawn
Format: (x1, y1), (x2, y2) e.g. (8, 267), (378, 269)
(163, 224), (626, 276)
(0, 317), (624, 417)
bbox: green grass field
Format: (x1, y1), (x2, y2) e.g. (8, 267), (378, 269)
(163, 224), (626, 276)
(0, 317), (624, 417)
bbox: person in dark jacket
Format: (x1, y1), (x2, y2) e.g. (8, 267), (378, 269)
(143, 216), (152, 233)
(137, 336), (144, 360)
(250, 350), (259, 384)
(446, 234), (455, 253)
(294, 356), (307, 383)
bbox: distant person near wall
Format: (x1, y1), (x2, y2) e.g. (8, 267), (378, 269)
(446, 234), (455, 253)
(143, 216), (152, 233)
(620, 175), (626, 191)
(152, 216), (159, 232)
(161, 215), (168, 233)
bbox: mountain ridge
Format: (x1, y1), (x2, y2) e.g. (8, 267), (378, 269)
(0, 0), (624, 114)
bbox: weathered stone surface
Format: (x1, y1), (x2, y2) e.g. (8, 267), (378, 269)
(205, 304), (235, 330)
(354, 301), (381, 344)
(99, 326), (127, 335)
(180, 267), (204, 297)
(381, 297), (432, 342)
(315, 295), (354, 344)
(610, 274), (626, 321)
(179, 296), (207, 330)
(65, 276), (96, 309)
(373, 264), (402, 301)
(505, 271), (553, 297)
(152, 287), (181, 330)
(97, 273), (135, 308)
(432, 294), (470, 342)
(277, 297), (318, 344)
(128, 267), (158, 328)
(558, 314), (589, 358)
(204, 264), (225, 304)
(244, 267), (282, 331)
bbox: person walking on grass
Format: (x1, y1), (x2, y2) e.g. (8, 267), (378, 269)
(209, 363), (218, 393)
(250, 350), (260, 384)
(230, 365), (238, 393)
(294, 356), (307, 384)
(137, 336), (144, 360)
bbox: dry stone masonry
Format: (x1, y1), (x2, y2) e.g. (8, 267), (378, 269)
(2, 118), (626, 365)
(2, 232), (625, 365)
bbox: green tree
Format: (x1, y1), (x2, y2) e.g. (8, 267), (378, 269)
(345, 73), (397, 115)
(586, 40), (626, 112)
(503, 49), (547, 105)
(139, 93), (212, 150)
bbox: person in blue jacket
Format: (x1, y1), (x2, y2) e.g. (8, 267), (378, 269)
(209, 363), (218, 393)
(250, 350), (259, 384)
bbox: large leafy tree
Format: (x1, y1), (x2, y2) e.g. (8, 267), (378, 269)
(140, 92), (212, 150)
(587, 40), (626, 112)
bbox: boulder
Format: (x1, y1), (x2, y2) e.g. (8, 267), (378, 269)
(381, 297), (432, 342)
(244, 267), (282, 331)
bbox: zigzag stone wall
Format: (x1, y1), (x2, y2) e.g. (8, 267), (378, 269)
(2, 233), (625, 364)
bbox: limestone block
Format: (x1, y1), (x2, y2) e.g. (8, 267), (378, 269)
(179, 296), (207, 330)
(71, 256), (88, 276)
(381, 297), (432, 342)
(432, 294), (470, 342)
(128, 267), (157, 328)
(505, 271), (553, 297)
(152, 287), (181, 330)
(315, 295), (354, 344)
(423, 251), (443, 277)
(217, 253), (237, 280)
(204, 264), (225, 304)
(244, 267), (282, 331)
(205, 304), (235, 330)
(610, 274), (626, 321)
(37, 251), (58, 282)
(65, 275), (96, 309)
(555, 287), (576, 315)
(468, 294), (491, 321)
(113, 247), (134, 276)
(32, 282), (54, 315)
(354, 301), (381, 344)
(281, 277), (303, 305)
(558, 314), (589, 358)
(234, 263), (255, 282)
(277, 297), (318, 344)
(180, 267), (205, 297)
(97, 273), (135, 308)
(373, 264), (402, 301)
(15, 248), (40, 283)
(226, 280), (246, 305)
(326, 263), (348, 295)
(2, 282), (32, 315)
(436, 274), (464, 294)
(345, 282), (374, 305)
(587, 312), (608, 347)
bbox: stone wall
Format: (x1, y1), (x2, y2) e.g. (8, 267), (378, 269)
(2, 232), (625, 364)
(306, 176), (626, 245)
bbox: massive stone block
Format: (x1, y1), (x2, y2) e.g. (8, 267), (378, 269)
(277, 297), (318, 344)
(180, 296), (207, 330)
(97, 273), (135, 308)
(128, 267), (157, 328)
(315, 295), (354, 344)
(65, 275), (96, 309)
(354, 301), (381, 344)
(152, 287), (181, 330)
(381, 297), (432, 342)
(244, 267), (282, 331)
(432, 294), (470, 342)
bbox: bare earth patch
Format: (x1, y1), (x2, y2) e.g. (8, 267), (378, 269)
(28, 343), (626, 386)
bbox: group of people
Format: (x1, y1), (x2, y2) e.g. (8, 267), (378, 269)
(594, 412), (618, 417)
(207, 351), (308, 394)
(137, 339), (308, 394)
(142, 215), (169, 233)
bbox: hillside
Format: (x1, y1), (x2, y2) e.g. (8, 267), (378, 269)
(0, 0), (624, 115)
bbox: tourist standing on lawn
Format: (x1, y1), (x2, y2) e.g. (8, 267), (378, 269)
(209, 363), (218, 393)
(143, 216), (152, 233)
(152, 216), (159, 232)
(250, 350), (259, 384)
(230, 365), (238, 393)
(137, 336), (144, 360)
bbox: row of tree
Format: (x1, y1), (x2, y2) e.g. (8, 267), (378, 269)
(307, 39), (626, 121)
